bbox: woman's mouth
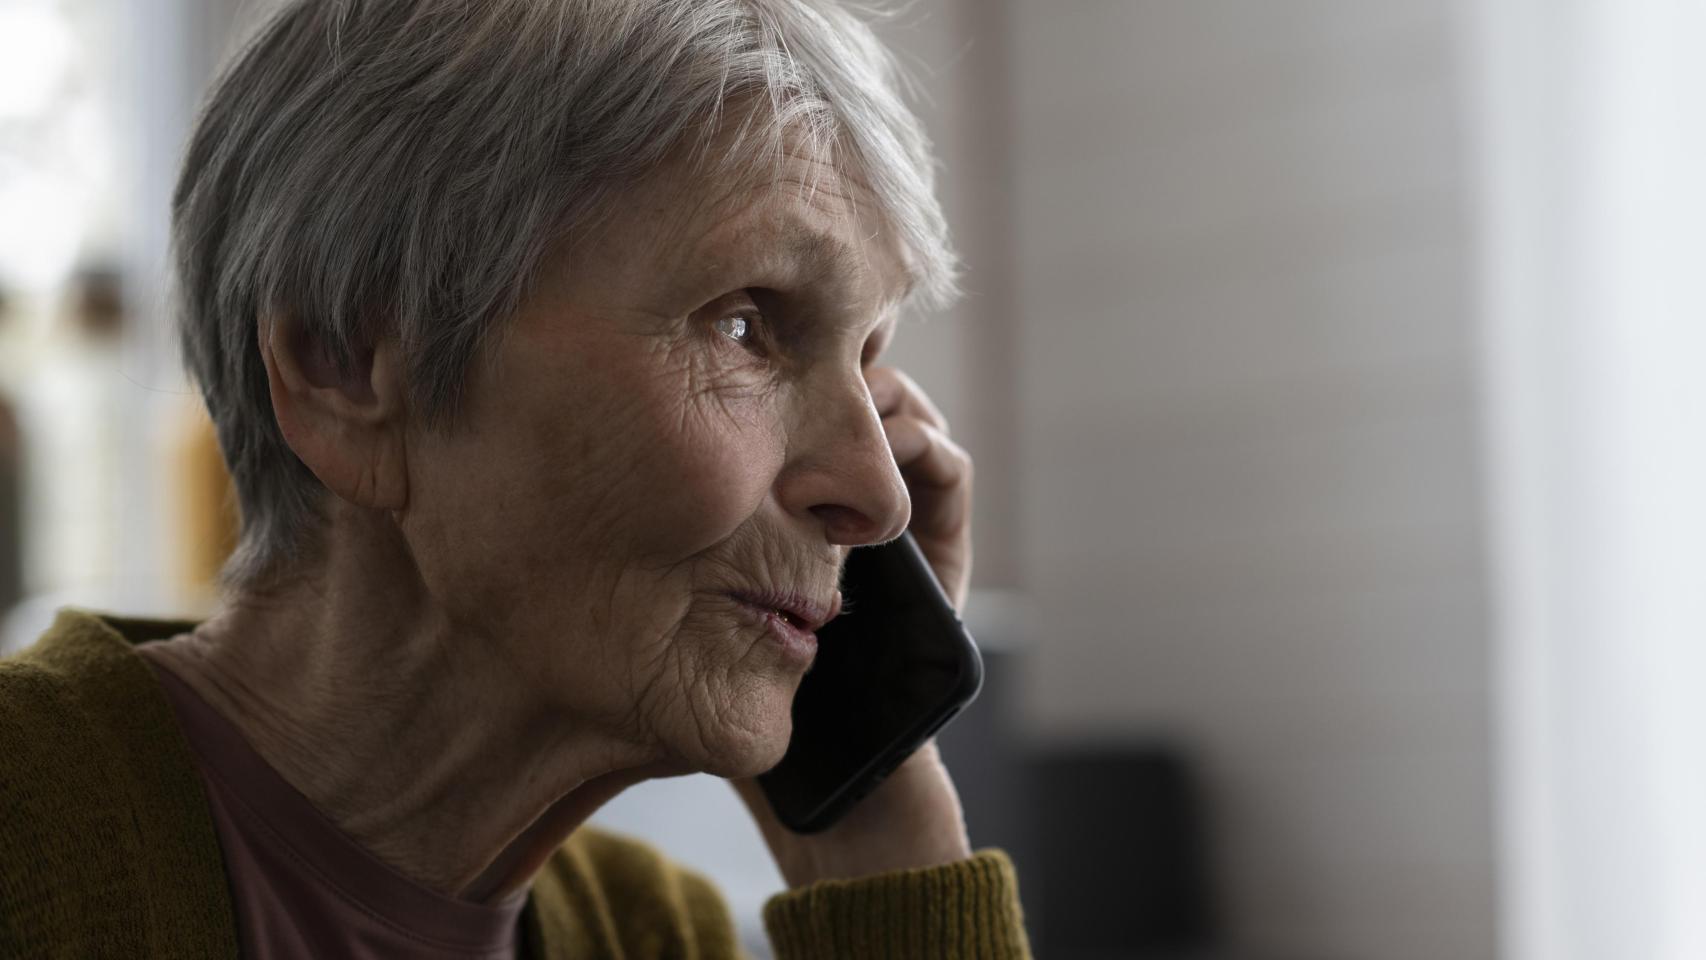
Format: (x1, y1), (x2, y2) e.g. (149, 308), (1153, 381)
(726, 589), (838, 632)
(728, 593), (823, 668)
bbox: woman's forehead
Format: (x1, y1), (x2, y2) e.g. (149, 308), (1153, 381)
(672, 158), (914, 300)
(528, 119), (918, 328)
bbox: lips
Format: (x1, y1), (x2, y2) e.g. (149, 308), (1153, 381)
(728, 589), (841, 633)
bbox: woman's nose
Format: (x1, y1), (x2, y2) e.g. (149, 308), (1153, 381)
(777, 373), (911, 547)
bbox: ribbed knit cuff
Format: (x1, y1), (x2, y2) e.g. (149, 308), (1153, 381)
(762, 848), (1031, 960)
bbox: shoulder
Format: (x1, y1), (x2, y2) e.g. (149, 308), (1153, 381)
(559, 826), (731, 915)
(0, 612), (146, 952)
(0, 610), (178, 793)
(0, 612), (125, 829)
(0, 611), (237, 958)
(530, 825), (741, 958)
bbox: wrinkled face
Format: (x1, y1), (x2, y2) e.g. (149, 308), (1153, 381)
(400, 139), (916, 776)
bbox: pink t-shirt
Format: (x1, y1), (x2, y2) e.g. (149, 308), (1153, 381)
(141, 652), (529, 959)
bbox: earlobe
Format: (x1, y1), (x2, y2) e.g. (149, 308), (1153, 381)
(260, 315), (410, 511)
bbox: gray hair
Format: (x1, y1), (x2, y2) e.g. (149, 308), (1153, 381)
(174, 0), (957, 587)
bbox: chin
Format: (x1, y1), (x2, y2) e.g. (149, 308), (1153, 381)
(685, 710), (795, 779)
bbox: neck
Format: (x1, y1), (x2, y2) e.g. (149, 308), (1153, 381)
(143, 523), (677, 903)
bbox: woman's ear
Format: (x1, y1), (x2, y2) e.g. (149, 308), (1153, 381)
(260, 314), (409, 511)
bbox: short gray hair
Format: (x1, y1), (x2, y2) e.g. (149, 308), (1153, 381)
(174, 0), (957, 587)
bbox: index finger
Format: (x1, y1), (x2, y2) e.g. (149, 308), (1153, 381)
(865, 366), (949, 433)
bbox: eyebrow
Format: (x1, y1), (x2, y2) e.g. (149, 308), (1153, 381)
(745, 217), (919, 308)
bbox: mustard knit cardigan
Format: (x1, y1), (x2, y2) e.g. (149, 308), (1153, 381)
(0, 611), (1031, 959)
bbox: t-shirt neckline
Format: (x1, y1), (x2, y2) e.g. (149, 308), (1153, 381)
(140, 649), (530, 952)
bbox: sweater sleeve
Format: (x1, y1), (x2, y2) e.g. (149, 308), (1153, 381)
(762, 849), (1031, 960)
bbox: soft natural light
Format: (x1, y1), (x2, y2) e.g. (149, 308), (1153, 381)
(0, 2), (88, 293)
(0, 6), (73, 120)
(0, 171), (87, 294)
(1476, 0), (1706, 958)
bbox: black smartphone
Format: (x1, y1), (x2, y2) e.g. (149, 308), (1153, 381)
(757, 530), (983, 833)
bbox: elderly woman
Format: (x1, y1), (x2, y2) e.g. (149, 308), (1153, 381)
(0, 0), (1031, 957)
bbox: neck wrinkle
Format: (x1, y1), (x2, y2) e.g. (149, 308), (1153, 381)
(145, 509), (667, 902)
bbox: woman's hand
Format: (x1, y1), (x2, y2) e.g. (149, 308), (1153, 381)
(731, 740), (971, 889)
(867, 366), (973, 611)
(731, 365), (976, 888)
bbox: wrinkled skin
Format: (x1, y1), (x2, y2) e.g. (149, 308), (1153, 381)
(140, 133), (977, 901)
(405, 155), (917, 779)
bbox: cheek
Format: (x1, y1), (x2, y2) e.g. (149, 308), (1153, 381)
(412, 335), (785, 578)
(645, 596), (799, 774)
(597, 344), (788, 555)
(621, 374), (786, 559)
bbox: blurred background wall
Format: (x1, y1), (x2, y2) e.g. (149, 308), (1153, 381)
(3, 1), (1703, 959)
(1006, 1), (1495, 956)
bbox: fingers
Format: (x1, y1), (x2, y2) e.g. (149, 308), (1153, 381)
(882, 416), (972, 493)
(865, 365), (972, 552)
(883, 416), (972, 540)
(866, 366), (948, 434)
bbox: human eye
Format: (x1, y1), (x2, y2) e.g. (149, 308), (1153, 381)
(705, 293), (772, 358)
(712, 311), (760, 347)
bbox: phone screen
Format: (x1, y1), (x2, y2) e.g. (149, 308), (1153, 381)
(757, 531), (983, 833)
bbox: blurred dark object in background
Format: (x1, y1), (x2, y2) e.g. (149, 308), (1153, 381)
(940, 646), (1219, 959)
(67, 264), (125, 341)
(1032, 745), (1215, 959)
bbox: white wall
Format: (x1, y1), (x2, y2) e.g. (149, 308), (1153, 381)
(1005, 2), (1495, 957)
